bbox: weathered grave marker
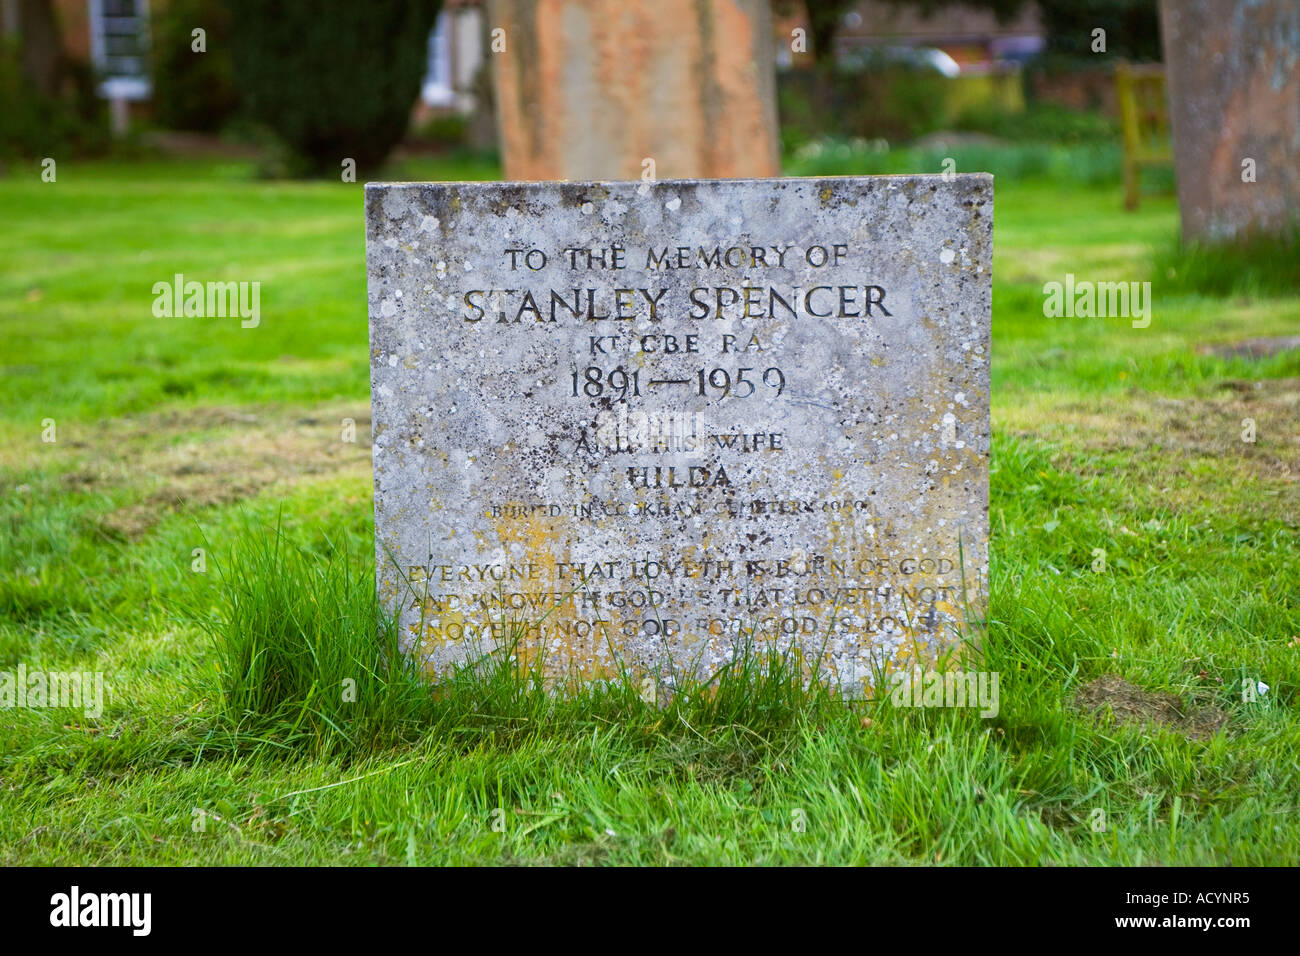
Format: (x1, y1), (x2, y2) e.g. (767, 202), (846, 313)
(365, 175), (991, 692)
(487, 0), (780, 181)
(1160, 0), (1300, 241)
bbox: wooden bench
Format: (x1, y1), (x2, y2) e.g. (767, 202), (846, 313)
(1116, 63), (1175, 210)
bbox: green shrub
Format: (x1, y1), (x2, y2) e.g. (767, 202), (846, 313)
(954, 102), (1117, 145)
(778, 67), (950, 145)
(151, 0), (239, 132)
(1039, 0), (1161, 61)
(1058, 141), (1125, 186)
(0, 45), (109, 161)
(413, 112), (469, 148)
(227, 0), (441, 176)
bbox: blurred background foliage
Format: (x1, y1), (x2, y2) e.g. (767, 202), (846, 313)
(1, 0), (1159, 177)
(0, 35), (107, 160)
(880, 0), (1161, 60)
(151, 0), (237, 133)
(226, 0), (440, 176)
(8, 0), (1283, 286)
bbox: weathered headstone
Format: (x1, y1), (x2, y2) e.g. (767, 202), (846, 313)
(1160, 0), (1300, 241)
(487, 0), (780, 181)
(365, 176), (991, 693)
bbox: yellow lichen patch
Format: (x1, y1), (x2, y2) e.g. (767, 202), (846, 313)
(480, 509), (627, 681)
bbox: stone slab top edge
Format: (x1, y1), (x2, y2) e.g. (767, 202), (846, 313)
(364, 173), (994, 191)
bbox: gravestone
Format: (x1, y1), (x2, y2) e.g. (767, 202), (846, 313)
(1160, 0), (1300, 241)
(487, 0), (779, 181)
(365, 175), (991, 693)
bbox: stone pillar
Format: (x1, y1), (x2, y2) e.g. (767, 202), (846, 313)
(487, 0), (780, 181)
(1159, 0), (1300, 241)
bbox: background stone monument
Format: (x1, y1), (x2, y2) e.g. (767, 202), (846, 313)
(1160, 0), (1300, 241)
(486, 0), (781, 181)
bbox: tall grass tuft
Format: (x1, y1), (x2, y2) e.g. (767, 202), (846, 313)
(196, 519), (973, 762)
(197, 518), (434, 756)
(1155, 224), (1300, 298)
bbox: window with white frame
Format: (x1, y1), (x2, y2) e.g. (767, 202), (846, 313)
(89, 0), (151, 100)
(421, 10), (453, 107)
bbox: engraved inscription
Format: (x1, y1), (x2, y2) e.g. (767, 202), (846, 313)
(365, 176), (992, 692)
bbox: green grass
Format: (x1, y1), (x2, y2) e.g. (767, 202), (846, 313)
(1, 154), (1297, 865)
(786, 138), (1138, 188)
(1155, 224), (1300, 299)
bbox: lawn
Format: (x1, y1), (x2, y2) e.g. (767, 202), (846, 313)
(1, 152), (1297, 865)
